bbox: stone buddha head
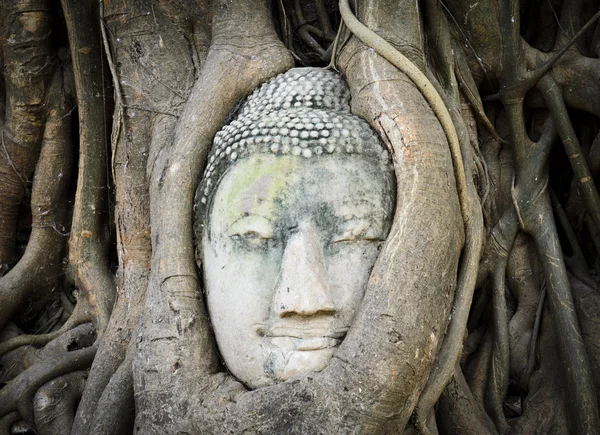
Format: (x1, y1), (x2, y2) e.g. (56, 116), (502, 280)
(195, 68), (396, 389)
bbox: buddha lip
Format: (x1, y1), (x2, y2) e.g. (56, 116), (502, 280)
(268, 336), (342, 351)
(255, 324), (349, 340)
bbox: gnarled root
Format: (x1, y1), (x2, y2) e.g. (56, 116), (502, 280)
(435, 364), (497, 435)
(0, 324), (96, 422)
(33, 371), (87, 435)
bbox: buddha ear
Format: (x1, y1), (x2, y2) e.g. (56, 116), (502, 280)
(194, 226), (207, 268)
(195, 246), (203, 269)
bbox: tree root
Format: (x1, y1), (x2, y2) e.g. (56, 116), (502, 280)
(551, 190), (596, 289)
(0, 67), (73, 331)
(510, 309), (569, 434)
(482, 4), (600, 423)
(0, 0), (56, 265)
(88, 344), (135, 435)
(0, 306), (90, 357)
(339, 2), (480, 431)
(464, 328), (493, 404)
(485, 247), (512, 434)
(72, 265), (146, 434)
(484, 10), (600, 104)
(33, 371), (87, 435)
(339, 0), (469, 217)
(0, 324), (95, 384)
(539, 75), (600, 240)
(412, 76), (484, 432)
(0, 412), (20, 435)
(0, 344), (96, 422)
(505, 234), (543, 385)
(77, 3), (194, 431)
(509, 104), (600, 433)
(436, 364), (498, 435)
(521, 284), (546, 390)
(61, 0), (115, 333)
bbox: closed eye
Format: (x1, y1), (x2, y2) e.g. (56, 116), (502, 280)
(231, 231), (273, 249)
(334, 236), (385, 243)
(228, 215), (275, 249)
(332, 219), (386, 243)
(231, 231), (272, 240)
(333, 235), (386, 243)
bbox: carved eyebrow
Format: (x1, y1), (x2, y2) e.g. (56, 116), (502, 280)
(333, 201), (392, 222)
(335, 217), (387, 233)
(338, 198), (393, 212)
(223, 196), (276, 212)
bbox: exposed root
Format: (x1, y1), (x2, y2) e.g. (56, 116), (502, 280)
(464, 328), (493, 404)
(0, 307), (90, 357)
(510, 102), (600, 433)
(336, 8), (486, 427)
(521, 284), (546, 390)
(61, 0), (115, 333)
(485, 254), (511, 433)
(339, 2), (467, 431)
(506, 234), (543, 385)
(0, 412), (20, 435)
(87, 345), (135, 435)
(339, 0), (470, 217)
(539, 75), (600, 237)
(551, 190), (597, 288)
(0, 344), (96, 421)
(412, 76), (484, 431)
(0, 68), (73, 331)
(435, 364), (498, 435)
(0, 0), (56, 265)
(0, 324), (95, 384)
(33, 371), (87, 435)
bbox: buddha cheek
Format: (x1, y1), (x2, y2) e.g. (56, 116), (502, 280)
(204, 235), (283, 387)
(326, 244), (381, 322)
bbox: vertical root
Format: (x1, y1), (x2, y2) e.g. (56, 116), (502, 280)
(61, 0), (115, 332)
(0, 0), (56, 265)
(485, 259), (511, 433)
(521, 284), (546, 389)
(0, 68), (73, 331)
(88, 344), (136, 435)
(539, 75), (600, 245)
(0, 411), (20, 434)
(436, 364), (498, 435)
(528, 195), (600, 434)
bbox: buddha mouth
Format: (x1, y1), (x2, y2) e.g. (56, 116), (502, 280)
(272, 336), (341, 351)
(255, 324), (349, 351)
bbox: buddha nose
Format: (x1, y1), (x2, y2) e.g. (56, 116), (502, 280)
(273, 222), (336, 318)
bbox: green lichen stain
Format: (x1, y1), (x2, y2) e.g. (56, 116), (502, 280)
(222, 155), (301, 223)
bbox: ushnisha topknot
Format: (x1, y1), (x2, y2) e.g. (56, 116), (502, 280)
(195, 67), (391, 217)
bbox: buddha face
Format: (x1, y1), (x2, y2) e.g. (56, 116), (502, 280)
(202, 153), (395, 388)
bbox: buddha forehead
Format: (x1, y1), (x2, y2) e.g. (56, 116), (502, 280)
(209, 153), (395, 241)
